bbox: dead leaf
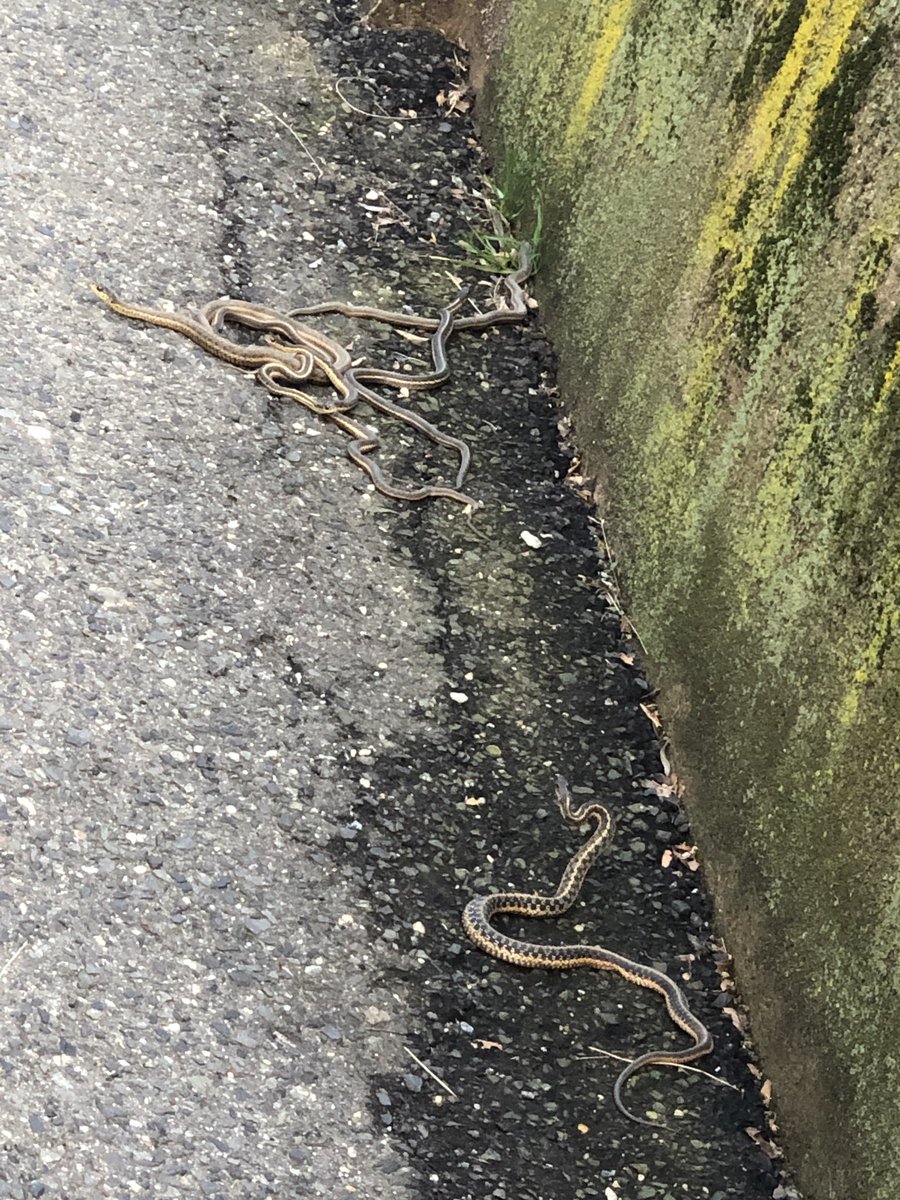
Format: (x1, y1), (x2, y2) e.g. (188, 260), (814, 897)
(639, 702), (662, 731)
(723, 1007), (746, 1032)
(471, 1039), (503, 1051)
(358, 199), (403, 236)
(576, 1122), (589, 1134)
(670, 843), (700, 871)
(744, 1125), (782, 1159)
(642, 778), (675, 799)
(436, 84), (471, 114)
(710, 938), (732, 966)
(761, 1078), (773, 1105)
(464, 795), (486, 807)
(661, 849), (673, 869)
(616, 652), (635, 666)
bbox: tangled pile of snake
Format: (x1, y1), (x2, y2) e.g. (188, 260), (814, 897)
(90, 244), (532, 508)
(463, 776), (713, 1124)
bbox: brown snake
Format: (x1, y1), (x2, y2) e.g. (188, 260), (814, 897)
(463, 775), (713, 1124)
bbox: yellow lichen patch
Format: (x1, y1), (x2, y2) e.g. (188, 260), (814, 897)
(694, 0), (865, 297)
(563, 0), (634, 148)
(640, 314), (729, 540)
(665, 0), (864, 438)
(736, 238), (892, 583)
(643, 0), (872, 590)
(860, 310), (900, 446)
(835, 331), (900, 728)
(643, 0), (866, 539)
(838, 603), (900, 728)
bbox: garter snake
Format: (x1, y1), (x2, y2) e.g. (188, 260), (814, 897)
(288, 242), (533, 332)
(200, 297), (354, 376)
(258, 288), (474, 491)
(89, 283), (316, 379)
(259, 366), (479, 507)
(463, 776), (713, 1124)
(258, 290), (480, 506)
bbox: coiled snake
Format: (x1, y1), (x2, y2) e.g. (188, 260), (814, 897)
(463, 776), (713, 1124)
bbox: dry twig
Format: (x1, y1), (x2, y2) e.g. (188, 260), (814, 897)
(0, 939), (29, 985)
(335, 76), (422, 122)
(404, 1046), (459, 1100)
(256, 102), (325, 178)
(596, 517), (647, 654)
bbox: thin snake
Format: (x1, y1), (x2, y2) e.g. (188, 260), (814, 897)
(288, 242), (532, 332)
(255, 286), (475, 498)
(258, 290), (479, 506)
(463, 775), (713, 1124)
(89, 283), (316, 380)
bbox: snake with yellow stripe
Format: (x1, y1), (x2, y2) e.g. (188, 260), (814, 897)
(463, 775), (713, 1124)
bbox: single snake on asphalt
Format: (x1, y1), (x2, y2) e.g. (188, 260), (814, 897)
(89, 243), (532, 507)
(463, 775), (713, 1124)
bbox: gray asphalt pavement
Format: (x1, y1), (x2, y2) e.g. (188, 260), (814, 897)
(1, 2), (785, 1199)
(1, 1), (443, 1195)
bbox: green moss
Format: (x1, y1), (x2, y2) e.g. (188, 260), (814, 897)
(721, 23), (890, 362)
(801, 22), (889, 212)
(858, 288), (878, 331)
(485, 1), (900, 1195)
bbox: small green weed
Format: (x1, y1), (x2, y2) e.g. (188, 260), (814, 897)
(455, 182), (543, 273)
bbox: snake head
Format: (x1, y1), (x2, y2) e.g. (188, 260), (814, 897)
(555, 774), (578, 820)
(448, 284), (472, 311)
(89, 282), (118, 305)
(555, 774), (614, 836)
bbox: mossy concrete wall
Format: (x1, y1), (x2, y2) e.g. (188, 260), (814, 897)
(449, 3), (898, 1198)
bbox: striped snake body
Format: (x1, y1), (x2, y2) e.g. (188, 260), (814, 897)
(258, 291), (477, 506)
(463, 776), (713, 1124)
(88, 284), (317, 379)
(201, 297), (354, 376)
(288, 241), (533, 331)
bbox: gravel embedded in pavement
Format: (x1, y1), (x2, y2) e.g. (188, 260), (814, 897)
(0, 0), (786, 1197)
